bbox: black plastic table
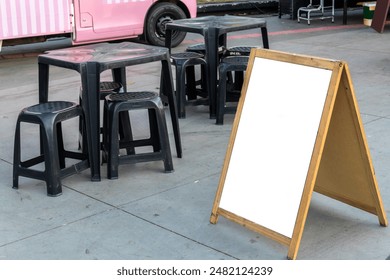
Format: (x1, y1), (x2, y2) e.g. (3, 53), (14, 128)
(38, 42), (182, 181)
(165, 15), (269, 118)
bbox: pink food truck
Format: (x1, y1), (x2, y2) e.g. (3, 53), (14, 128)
(0, 0), (197, 51)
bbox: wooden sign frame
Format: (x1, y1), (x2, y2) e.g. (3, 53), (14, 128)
(210, 49), (388, 260)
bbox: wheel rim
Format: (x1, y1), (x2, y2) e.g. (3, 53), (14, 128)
(155, 14), (182, 41)
(155, 15), (171, 38)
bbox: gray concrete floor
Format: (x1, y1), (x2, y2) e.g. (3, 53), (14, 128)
(1, 9), (390, 260)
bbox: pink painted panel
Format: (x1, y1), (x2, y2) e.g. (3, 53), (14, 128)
(73, 0), (197, 44)
(0, 0), (72, 40)
(182, 0), (198, 18)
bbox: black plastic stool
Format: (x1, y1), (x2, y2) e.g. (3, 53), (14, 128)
(13, 101), (89, 196)
(186, 43), (208, 93)
(216, 56), (249, 125)
(222, 46), (254, 89)
(186, 43), (224, 99)
(171, 52), (207, 118)
(103, 91), (173, 179)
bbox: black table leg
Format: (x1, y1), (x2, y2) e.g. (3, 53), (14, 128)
(261, 27), (270, 49)
(205, 29), (220, 119)
(82, 62), (101, 181)
(38, 63), (49, 103)
(343, 0), (347, 25)
(38, 62), (50, 155)
(161, 59), (182, 158)
(164, 32), (182, 157)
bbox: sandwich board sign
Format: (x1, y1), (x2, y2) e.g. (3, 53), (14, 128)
(210, 49), (388, 260)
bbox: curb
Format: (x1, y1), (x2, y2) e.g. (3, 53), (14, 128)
(0, 52), (42, 60)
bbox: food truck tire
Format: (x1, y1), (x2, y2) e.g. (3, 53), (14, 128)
(145, 2), (187, 47)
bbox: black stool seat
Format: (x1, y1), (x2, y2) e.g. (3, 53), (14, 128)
(99, 81), (122, 98)
(216, 56), (249, 125)
(171, 52), (204, 60)
(224, 46), (254, 57)
(13, 101), (89, 196)
(186, 43), (225, 56)
(27, 101), (75, 113)
(186, 43), (206, 54)
(103, 91), (173, 179)
(170, 52), (207, 118)
(106, 91), (156, 101)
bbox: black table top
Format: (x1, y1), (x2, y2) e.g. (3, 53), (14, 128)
(38, 42), (169, 71)
(166, 15), (267, 35)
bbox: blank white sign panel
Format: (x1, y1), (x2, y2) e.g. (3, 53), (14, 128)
(219, 57), (332, 238)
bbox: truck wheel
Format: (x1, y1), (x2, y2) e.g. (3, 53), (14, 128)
(145, 2), (187, 47)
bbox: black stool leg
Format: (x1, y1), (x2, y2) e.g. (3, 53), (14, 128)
(185, 66), (198, 100)
(118, 111), (135, 155)
(56, 122), (66, 169)
(42, 118), (62, 196)
(216, 64), (228, 125)
(107, 103), (120, 179)
(157, 110), (173, 172)
(148, 109), (161, 152)
(175, 62), (187, 118)
(154, 99), (174, 172)
(234, 71), (244, 91)
(200, 64), (207, 94)
(161, 61), (182, 158)
(12, 119), (21, 190)
(157, 117), (173, 172)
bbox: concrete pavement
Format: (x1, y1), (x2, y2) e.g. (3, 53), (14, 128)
(0, 8), (390, 260)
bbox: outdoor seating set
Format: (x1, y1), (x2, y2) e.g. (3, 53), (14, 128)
(166, 15), (269, 124)
(171, 43), (252, 124)
(12, 42), (180, 197)
(11, 15), (269, 197)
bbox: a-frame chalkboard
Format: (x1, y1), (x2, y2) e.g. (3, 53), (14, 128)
(210, 49), (388, 260)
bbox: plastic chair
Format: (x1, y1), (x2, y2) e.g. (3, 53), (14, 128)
(222, 46), (254, 88)
(170, 52), (207, 118)
(216, 56), (249, 125)
(13, 101), (89, 196)
(103, 91), (173, 179)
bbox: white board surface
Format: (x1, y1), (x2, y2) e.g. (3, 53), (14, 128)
(219, 57), (332, 238)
